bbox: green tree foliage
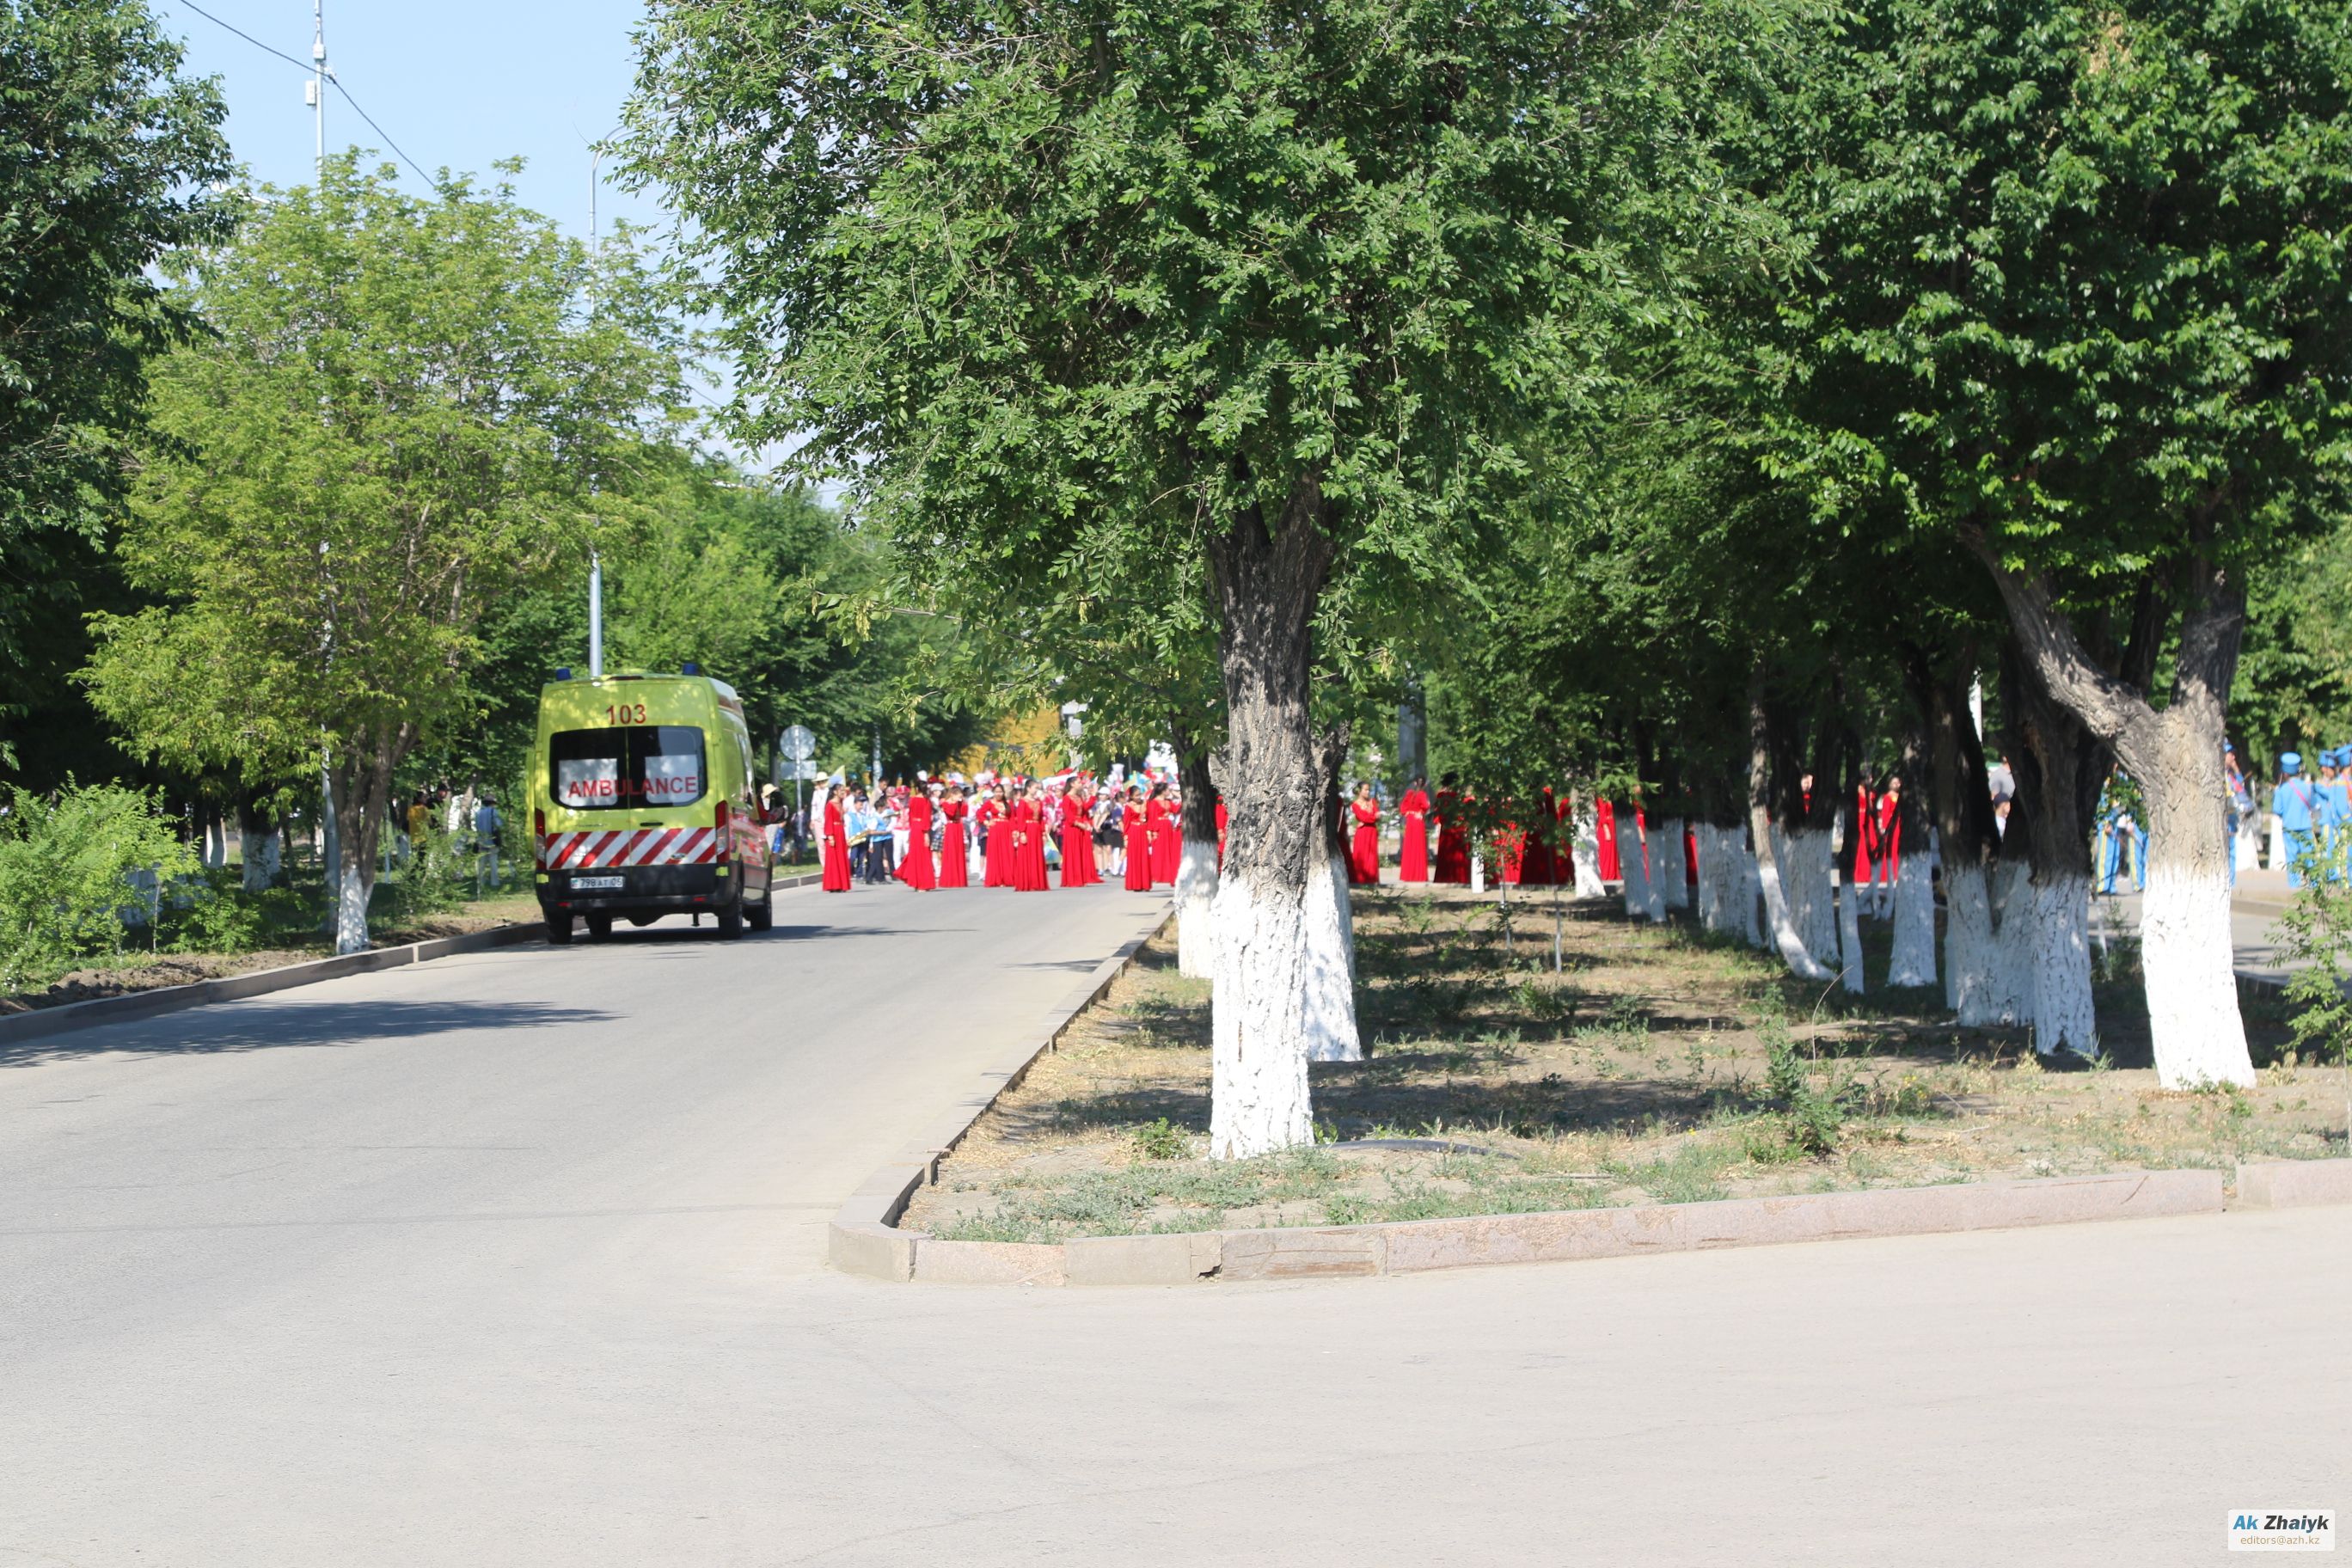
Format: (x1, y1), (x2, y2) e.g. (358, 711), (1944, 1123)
(82, 159), (689, 952)
(627, 0), (1740, 1154)
(1723, 0), (2352, 1085)
(0, 780), (193, 989)
(0, 0), (230, 756)
(438, 470), (986, 794)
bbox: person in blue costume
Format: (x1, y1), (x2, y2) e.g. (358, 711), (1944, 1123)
(2095, 770), (2149, 895)
(2322, 747), (2352, 882)
(2275, 753), (2325, 888)
(2225, 743), (2253, 887)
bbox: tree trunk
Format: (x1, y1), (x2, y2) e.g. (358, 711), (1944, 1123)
(1175, 744), (1221, 980)
(1906, 643), (2003, 1021)
(237, 799), (280, 891)
(2010, 654), (2104, 1056)
(1571, 800), (1606, 899)
(1750, 677), (1832, 981)
(1657, 818), (1688, 912)
(1302, 727), (1361, 1063)
(1619, 808), (1651, 921)
(1973, 537), (2252, 1087)
(326, 733), (407, 956)
(1834, 756), (1865, 994)
(1886, 726), (1936, 989)
(1205, 484), (1339, 1157)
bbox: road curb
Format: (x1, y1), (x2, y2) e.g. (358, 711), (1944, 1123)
(0, 923), (540, 1048)
(827, 903), (1177, 1282)
(879, 1167), (2233, 1288)
(2234, 1157), (2352, 1209)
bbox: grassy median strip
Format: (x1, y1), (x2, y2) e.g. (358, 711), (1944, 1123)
(898, 886), (2347, 1245)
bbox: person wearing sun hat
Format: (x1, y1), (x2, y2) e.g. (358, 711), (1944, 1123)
(2275, 751), (2324, 887)
(2320, 747), (2352, 882)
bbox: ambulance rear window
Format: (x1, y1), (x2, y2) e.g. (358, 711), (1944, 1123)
(549, 726), (707, 811)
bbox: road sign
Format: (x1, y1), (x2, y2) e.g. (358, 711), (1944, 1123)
(780, 725), (816, 763)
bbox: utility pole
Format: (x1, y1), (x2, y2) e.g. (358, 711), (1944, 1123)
(588, 549), (603, 677)
(309, 1), (328, 175)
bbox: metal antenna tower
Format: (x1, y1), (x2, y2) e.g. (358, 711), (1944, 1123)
(309, 0), (329, 174)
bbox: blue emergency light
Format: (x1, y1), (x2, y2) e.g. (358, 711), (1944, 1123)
(681, 661), (701, 676)
(554, 667), (573, 681)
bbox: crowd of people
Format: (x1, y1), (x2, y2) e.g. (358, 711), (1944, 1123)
(807, 771), (1207, 894)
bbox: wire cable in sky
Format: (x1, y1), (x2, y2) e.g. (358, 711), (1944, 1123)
(175, 0), (438, 189)
(329, 80), (436, 188)
(175, 0), (310, 71)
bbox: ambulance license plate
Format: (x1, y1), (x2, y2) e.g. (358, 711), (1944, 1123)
(571, 875), (625, 891)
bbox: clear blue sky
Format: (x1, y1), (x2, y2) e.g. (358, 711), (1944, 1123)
(156, 0), (666, 242)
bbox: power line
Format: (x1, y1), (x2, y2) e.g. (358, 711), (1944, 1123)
(177, 0), (309, 70)
(330, 79), (434, 188)
(175, 0), (437, 189)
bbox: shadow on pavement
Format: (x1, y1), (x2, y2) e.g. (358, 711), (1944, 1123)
(1, 1001), (618, 1069)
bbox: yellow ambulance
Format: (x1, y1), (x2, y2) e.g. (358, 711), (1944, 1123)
(530, 665), (775, 942)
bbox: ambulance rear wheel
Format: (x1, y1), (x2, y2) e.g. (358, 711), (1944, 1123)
(544, 912), (574, 946)
(585, 913), (614, 941)
(717, 891), (745, 940)
(746, 890), (773, 932)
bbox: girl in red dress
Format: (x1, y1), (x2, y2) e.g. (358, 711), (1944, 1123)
(1011, 786), (1051, 891)
(1143, 784), (1174, 885)
(819, 785), (853, 892)
(1146, 785), (1173, 885)
(1060, 783), (1098, 885)
(938, 785), (969, 887)
(1398, 778), (1430, 882)
(1432, 781), (1471, 885)
(1595, 798), (1620, 882)
(980, 785), (1010, 886)
(1123, 788), (1154, 891)
(1522, 789), (1558, 885)
(1347, 782), (1380, 885)
(897, 786), (937, 890)
(1215, 798), (1228, 869)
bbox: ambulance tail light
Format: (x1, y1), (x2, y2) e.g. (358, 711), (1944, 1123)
(715, 799), (730, 836)
(534, 807), (546, 840)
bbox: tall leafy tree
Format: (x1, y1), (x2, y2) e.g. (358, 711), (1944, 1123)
(83, 159), (689, 952)
(626, 0), (1736, 1154)
(0, 0), (229, 757)
(1736, 0), (2352, 1085)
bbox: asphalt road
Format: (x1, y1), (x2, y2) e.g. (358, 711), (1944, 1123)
(3, 882), (2344, 1566)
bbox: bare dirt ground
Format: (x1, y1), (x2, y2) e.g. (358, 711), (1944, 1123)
(899, 884), (2349, 1243)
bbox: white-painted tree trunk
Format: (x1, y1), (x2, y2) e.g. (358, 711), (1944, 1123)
(1620, 833), (1650, 921)
(334, 864), (371, 956)
(2030, 870), (2096, 1057)
(1657, 818), (1688, 911)
(1691, 825), (1722, 934)
(2267, 813), (2285, 872)
(1775, 828), (1837, 965)
(2140, 792), (2255, 1087)
(1987, 861), (2033, 1026)
(1836, 873), (1865, 994)
(1301, 849), (1361, 1063)
(1571, 808), (1606, 899)
(1741, 852), (1764, 948)
(1886, 853), (1936, 989)
(240, 828), (281, 891)
(201, 814), (228, 870)
(1945, 861), (1994, 1020)
(1210, 868), (1316, 1157)
(1175, 836), (1219, 980)
(1756, 848), (1832, 981)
